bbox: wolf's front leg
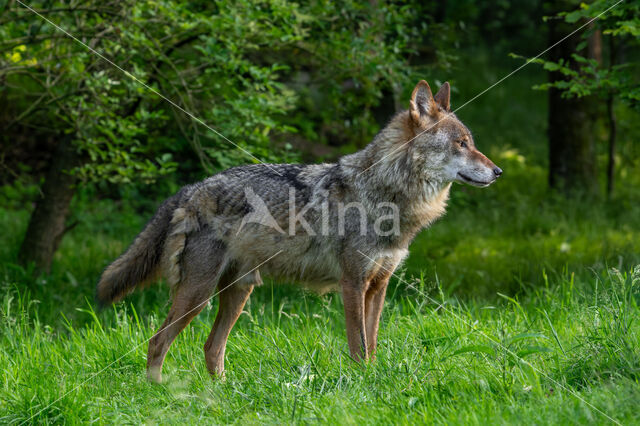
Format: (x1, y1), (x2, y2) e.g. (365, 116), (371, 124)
(341, 277), (367, 361)
(364, 276), (389, 359)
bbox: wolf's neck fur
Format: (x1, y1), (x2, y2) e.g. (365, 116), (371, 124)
(338, 110), (451, 234)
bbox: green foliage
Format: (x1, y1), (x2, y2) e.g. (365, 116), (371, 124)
(522, 0), (640, 107)
(1, 0), (445, 182)
(438, 0), (547, 55)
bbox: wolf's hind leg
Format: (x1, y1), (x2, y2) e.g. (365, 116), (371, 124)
(204, 279), (253, 378)
(147, 234), (227, 383)
(146, 282), (211, 383)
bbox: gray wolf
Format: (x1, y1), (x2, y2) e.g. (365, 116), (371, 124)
(96, 80), (501, 382)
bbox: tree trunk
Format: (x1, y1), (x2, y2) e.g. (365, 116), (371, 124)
(606, 35), (617, 199)
(606, 95), (616, 198)
(18, 137), (79, 273)
(547, 6), (599, 196)
(548, 90), (598, 195)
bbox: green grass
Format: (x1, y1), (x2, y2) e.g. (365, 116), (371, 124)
(1, 261), (639, 424)
(2, 50), (640, 424)
(1, 182), (639, 424)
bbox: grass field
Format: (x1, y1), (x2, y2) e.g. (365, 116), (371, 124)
(2, 54), (640, 424)
(1, 253), (639, 424)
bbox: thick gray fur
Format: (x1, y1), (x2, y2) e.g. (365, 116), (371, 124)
(96, 80), (499, 309)
(96, 80), (502, 381)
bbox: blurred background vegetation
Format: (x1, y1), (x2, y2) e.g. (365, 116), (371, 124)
(1, 1), (640, 423)
(0, 0), (639, 319)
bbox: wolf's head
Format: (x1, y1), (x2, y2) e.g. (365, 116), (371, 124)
(407, 80), (501, 187)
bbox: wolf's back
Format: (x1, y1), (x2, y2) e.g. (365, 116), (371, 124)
(95, 192), (183, 306)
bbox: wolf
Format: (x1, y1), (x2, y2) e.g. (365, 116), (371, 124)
(96, 80), (501, 382)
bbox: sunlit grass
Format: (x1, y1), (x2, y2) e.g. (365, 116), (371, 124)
(1, 265), (639, 423)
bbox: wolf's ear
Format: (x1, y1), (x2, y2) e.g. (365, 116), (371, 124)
(410, 80), (438, 125)
(434, 82), (451, 111)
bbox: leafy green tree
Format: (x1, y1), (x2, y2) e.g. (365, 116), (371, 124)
(524, 0), (639, 196)
(1, 0), (450, 272)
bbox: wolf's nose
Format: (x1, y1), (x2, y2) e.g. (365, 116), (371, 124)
(493, 167), (503, 177)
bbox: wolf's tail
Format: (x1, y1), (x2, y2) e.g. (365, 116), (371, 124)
(95, 195), (180, 307)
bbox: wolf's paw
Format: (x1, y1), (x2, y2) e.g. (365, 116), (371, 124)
(147, 366), (163, 384)
(207, 366), (226, 381)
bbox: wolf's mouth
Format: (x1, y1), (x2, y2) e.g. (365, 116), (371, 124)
(457, 173), (493, 187)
